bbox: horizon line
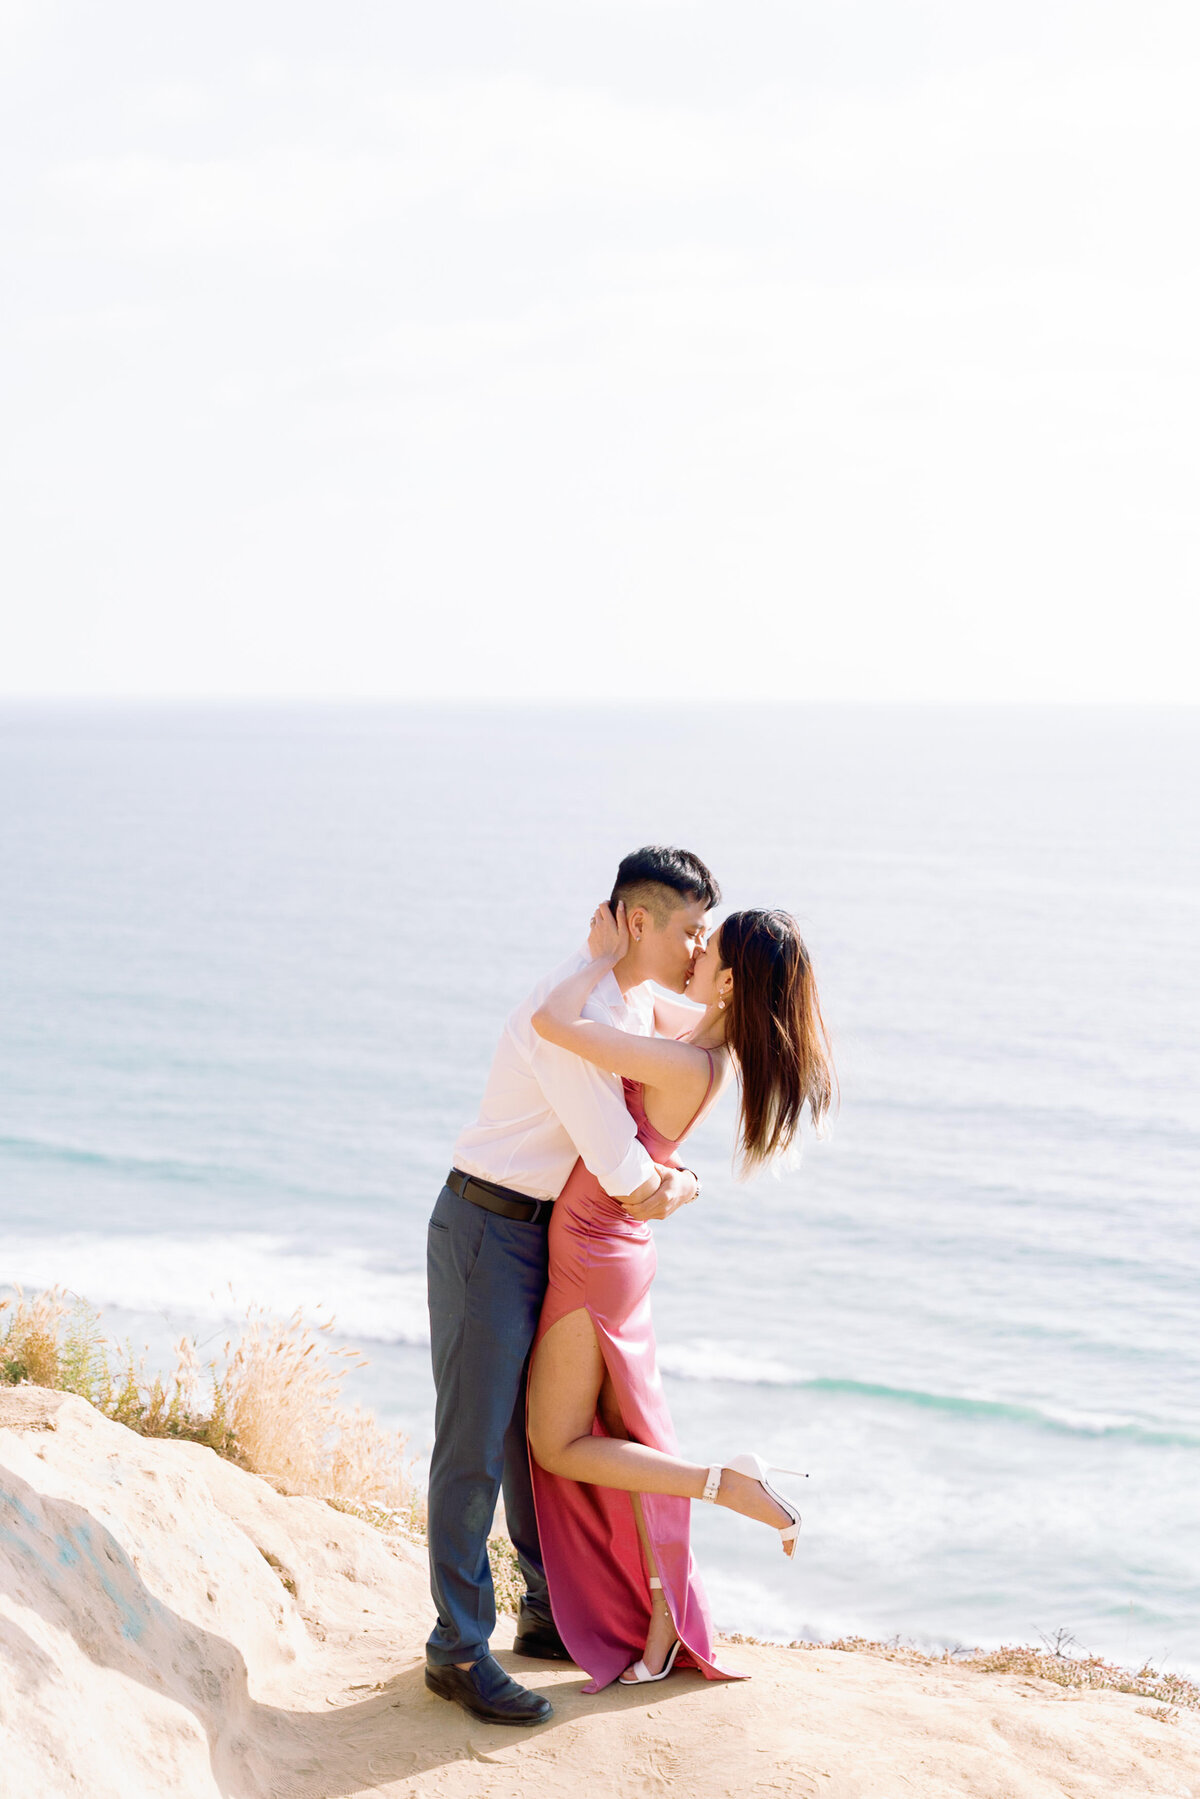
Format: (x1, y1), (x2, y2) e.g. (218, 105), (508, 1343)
(0, 694), (1197, 712)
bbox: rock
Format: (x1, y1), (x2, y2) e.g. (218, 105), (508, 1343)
(0, 1387), (68, 1431)
(0, 1386), (425, 1798)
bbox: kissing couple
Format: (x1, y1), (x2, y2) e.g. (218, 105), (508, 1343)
(424, 845), (834, 1725)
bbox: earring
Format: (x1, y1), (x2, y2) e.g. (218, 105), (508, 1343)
(718, 999), (725, 1010)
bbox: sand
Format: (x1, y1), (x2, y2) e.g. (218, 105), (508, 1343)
(2, 1385), (1198, 1799)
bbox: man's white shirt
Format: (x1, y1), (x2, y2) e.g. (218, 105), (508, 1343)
(452, 950), (658, 1202)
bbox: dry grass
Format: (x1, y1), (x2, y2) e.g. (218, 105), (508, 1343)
(487, 1533), (525, 1616)
(961, 1642), (1200, 1714)
(215, 1304), (421, 1526)
(719, 1628), (1200, 1715)
(0, 1285), (421, 1531)
(0, 1286), (228, 1449)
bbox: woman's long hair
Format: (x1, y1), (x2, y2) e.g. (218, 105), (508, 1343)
(717, 909), (836, 1172)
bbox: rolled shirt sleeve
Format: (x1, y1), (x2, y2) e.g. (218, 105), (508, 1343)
(528, 1035), (657, 1197)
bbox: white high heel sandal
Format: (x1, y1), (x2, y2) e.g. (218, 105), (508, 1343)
(618, 1578), (682, 1685)
(701, 1453), (806, 1557)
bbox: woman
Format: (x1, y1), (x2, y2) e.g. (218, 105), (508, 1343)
(526, 900), (835, 1692)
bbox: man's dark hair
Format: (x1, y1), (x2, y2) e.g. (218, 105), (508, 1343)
(610, 845), (721, 925)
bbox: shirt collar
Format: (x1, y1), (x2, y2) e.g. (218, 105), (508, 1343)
(577, 949), (651, 1024)
(593, 962), (627, 1017)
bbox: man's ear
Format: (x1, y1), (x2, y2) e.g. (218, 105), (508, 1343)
(625, 905), (650, 945)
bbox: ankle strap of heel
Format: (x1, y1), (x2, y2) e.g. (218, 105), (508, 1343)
(700, 1463), (722, 1504)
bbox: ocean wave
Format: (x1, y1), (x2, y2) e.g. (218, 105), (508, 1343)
(0, 1133), (374, 1210)
(802, 1379), (1200, 1447)
(657, 1341), (1200, 1446)
(2, 1233), (431, 1349)
(0, 1133), (222, 1183)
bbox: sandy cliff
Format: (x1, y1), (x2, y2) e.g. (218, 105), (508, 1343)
(2, 1385), (1198, 1799)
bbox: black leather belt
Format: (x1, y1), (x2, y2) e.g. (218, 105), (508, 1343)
(447, 1168), (552, 1226)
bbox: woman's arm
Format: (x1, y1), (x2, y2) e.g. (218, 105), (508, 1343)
(533, 987), (710, 1086)
(531, 907), (711, 1089)
(531, 909), (703, 1218)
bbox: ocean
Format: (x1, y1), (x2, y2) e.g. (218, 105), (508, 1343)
(2, 701), (1198, 1676)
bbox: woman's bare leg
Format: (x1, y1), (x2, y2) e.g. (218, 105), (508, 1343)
(527, 1310), (794, 1532)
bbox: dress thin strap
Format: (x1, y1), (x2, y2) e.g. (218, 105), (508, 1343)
(677, 1047), (716, 1141)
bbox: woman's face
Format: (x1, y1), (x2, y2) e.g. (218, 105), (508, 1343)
(685, 925), (727, 1008)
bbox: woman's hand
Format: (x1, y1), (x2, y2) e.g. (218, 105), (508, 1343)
(587, 899), (630, 964)
(534, 903), (632, 1044)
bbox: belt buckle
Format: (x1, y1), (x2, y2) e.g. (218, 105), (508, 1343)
(526, 1198), (544, 1226)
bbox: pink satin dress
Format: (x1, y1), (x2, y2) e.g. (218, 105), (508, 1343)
(528, 1055), (745, 1691)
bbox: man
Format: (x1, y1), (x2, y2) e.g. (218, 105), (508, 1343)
(424, 845), (720, 1726)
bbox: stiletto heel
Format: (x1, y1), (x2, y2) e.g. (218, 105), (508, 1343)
(618, 1577), (681, 1684)
(700, 1453), (806, 1558)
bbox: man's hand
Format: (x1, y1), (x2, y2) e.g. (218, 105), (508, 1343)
(619, 1163), (699, 1224)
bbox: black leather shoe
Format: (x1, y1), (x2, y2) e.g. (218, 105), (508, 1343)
(512, 1602), (573, 1662)
(425, 1653), (553, 1726)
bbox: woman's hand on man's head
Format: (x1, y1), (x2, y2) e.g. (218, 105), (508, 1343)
(588, 899), (630, 965)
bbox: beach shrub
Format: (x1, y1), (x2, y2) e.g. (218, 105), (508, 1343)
(1, 1287), (71, 1390)
(0, 1286), (420, 1532)
(1, 1287), (235, 1451)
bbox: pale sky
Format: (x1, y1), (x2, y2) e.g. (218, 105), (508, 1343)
(3, 1), (1198, 701)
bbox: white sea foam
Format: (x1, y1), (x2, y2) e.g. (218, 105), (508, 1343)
(657, 1339), (801, 1386)
(1027, 1399), (1169, 1439)
(3, 1233), (431, 1347)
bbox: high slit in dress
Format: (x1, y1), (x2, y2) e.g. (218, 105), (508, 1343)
(528, 1053), (745, 1691)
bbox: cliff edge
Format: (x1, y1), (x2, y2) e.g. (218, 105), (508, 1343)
(2, 1386), (1197, 1798)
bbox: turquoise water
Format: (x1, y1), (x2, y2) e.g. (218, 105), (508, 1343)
(2, 702), (1198, 1674)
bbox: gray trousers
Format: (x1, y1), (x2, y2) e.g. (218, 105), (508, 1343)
(425, 1181), (552, 1666)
